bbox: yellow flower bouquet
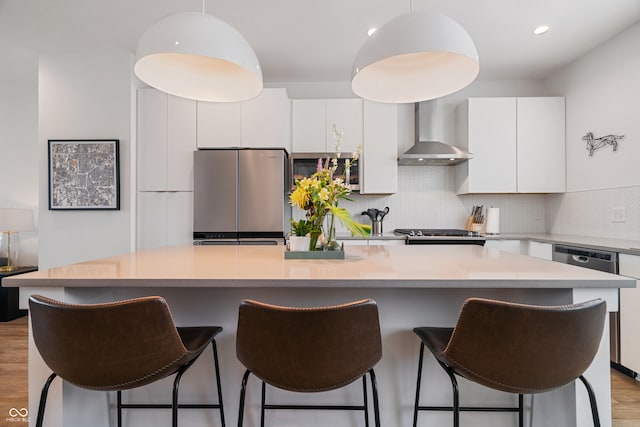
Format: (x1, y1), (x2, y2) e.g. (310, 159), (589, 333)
(289, 125), (371, 251)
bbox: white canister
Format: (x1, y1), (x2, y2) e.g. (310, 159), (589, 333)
(485, 207), (500, 235)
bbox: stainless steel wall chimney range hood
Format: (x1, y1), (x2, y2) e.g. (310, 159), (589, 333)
(398, 100), (472, 166)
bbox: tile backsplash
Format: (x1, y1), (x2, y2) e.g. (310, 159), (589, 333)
(294, 167), (640, 240)
(298, 166), (548, 235)
(547, 186), (640, 241)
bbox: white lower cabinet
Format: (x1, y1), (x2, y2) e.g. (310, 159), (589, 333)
(373, 240), (405, 246)
(338, 239), (405, 247)
(339, 239), (369, 247)
(137, 192), (193, 250)
(527, 241), (553, 260)
(619, 253), (640, 374)
(484, 240), (523, 254)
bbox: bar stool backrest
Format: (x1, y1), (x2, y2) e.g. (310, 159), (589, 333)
(442, 297), (606, 394)
(29, 294), (188, 390)
(236, 299), (382, 393)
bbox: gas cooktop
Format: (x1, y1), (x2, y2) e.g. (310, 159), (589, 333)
(394, 228), (482, 237)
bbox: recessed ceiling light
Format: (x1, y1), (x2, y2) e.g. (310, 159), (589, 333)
(367, 28), (377, 37)
(533, 25), (550, 35)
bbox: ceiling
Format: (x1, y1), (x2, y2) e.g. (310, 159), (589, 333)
(1, 0), (639, 85)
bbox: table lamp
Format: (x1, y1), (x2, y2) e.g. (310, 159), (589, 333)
(0, 208), (34, 272)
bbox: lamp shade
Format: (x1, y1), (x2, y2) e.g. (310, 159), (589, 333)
(351, 11), (479, 103)
(134, 11), (263, 102)
(0, 208), (34, 232)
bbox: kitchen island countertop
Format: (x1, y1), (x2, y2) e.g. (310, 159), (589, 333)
(5, 244), (633, 289)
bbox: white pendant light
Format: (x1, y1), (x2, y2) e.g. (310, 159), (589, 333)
(351, 10), (479, 103)
(135, 11), (262, 102)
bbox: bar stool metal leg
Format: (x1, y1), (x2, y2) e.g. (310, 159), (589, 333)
(117, 390), (123, 427)
(35, 373), (58, 427)
(238, 370), (251, 427)
(362, 375), (370, 427)
(211, 340), (226, 427)
(579, 375), (601, 427)
(518, 394), (524, 427)
(369, 369), (381, 427)
(261, 381), (267, 427)
(438, 361), (460, 427)
(412, 342), (425, 427)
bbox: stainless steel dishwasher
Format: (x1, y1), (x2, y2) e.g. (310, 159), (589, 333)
(552, 244), (622, 367)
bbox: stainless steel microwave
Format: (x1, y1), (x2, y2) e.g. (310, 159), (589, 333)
(290, 152), (360, 192)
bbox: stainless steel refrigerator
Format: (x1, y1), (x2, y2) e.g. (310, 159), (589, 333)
(193, 148), (289, 245)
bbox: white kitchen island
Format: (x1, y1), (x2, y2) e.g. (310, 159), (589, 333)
(6, 244), (634, 427)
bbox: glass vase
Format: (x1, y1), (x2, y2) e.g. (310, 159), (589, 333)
(309, 230), (322, 251)
(324, 213), (341, 251)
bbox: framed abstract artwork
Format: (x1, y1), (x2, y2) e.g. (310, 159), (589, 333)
(48, 139), (120, 210)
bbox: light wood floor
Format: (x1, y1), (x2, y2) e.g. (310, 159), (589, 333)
(0, 315), (29, 421)
(2, 316), (640, 425)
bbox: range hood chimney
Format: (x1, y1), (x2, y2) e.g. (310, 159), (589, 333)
(398, 100), (472, 166)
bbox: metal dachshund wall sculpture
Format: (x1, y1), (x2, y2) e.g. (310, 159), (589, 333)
(582, 132), (625, 156)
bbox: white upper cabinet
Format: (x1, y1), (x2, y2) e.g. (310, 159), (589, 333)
(138, 89), (196, 191)
(292, 99), (326, 153)
(456, 97), (517, 193)
(456, 96), (565, 194)
(326, 99), (363, 153)
(241, 88), (291, 152)
(292, 99), (363, 153)
(361, 101), (398, 194)
(196, 101), (241, 147)
(197, 88), (291, 150)
(516, 97), (566, 193)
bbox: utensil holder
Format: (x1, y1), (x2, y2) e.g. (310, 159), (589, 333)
(372, 220), (383, 236)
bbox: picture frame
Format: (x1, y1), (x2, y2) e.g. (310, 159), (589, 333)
(48, 139), (120, 210)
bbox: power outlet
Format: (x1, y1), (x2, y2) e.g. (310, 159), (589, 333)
(612, 207), (626, 223)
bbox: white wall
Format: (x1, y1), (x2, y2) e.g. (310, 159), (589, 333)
(546, 22), (640, 192)
(544, 21), (640, 239)
(0, 82), (39, 266)
(38, 53), (134, 269)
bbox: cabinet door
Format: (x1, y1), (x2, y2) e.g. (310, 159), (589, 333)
(166, 192), (193, 246)
(241, 88), (291, 152)
(137, 192), (193, 250)
(292, 99), (326, 152)
(619, 254), (640, 374)
(527, 241), (552, 260)
(326, 99), (363, 153)
(374, 240), (405, 246)
(517, 97), (565, 193)
(167, 96), (196, 191)
(137, 192), (167, 250)
(138, 89), (168, 191)
(361, 101), (398, 194)
(197, 101), (241, 148)
(466, 98), (517, 193)
(338, 239), (369, 246)
(485, 240), (522, 254)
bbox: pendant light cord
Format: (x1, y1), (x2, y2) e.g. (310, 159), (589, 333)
(202, 0), (205, 14)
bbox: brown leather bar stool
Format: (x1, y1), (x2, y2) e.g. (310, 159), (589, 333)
(235, 299), (382, 427)
(412, 297), (606, 427)
(29, 294), (226, 427)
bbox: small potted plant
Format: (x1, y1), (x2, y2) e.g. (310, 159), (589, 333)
(289, 219), (313, 251)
